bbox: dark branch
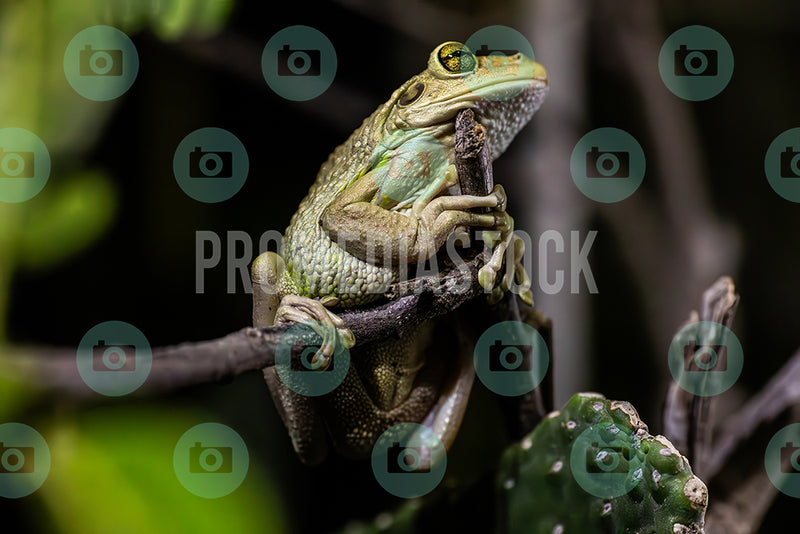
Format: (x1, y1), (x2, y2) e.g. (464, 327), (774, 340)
(662, 276), (740, 477)
(661, 276), (800, 533)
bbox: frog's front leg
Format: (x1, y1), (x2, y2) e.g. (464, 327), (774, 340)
(321, 169), (531, 303)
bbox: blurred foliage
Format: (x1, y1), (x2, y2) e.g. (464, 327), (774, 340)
(0, 0), (234, 339)
(38, 406), (286, 534)
(0, 1), (290, 533)
(14, 172), (115, 271)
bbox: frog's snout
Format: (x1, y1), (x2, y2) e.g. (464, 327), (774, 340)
(532, 61), (548, 85)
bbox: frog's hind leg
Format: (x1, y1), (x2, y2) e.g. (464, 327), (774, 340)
(251, 252), (289, 328)
(421, 340), (475, 450)
(318, 321), (475, 458)
(252, 251), (334, 465)
(262, 367), (329, 464)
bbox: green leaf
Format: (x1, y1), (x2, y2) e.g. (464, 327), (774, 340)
(17, 171), (116, 271)
(37, 406), (288, 534)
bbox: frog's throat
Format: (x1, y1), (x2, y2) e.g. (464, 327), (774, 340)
(389, 78), (548, 159)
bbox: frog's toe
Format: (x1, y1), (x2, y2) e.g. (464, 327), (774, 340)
(478, 264), (497, 290)
(274, 295), (355, 354)
(485, 232), (511, 274)
(516, 262), (534, 305)
(501, 256), (516, 292)
(478, 211), (536, 306)
(339, 328), (356, 349)
(519, 288), (534, 306)
(509, 233), (534, 306)
(487, 286), (505, 304)
(319, 295), (340, 308)
(274, 306), (319, 326)
(491, 184), (508, 212)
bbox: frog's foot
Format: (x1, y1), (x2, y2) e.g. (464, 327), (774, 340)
(274, 295), (356, 369)
(479, 221), (533, 306)
(469, 185), (532, 306)
(410, 164), (461, 220)
(406, 183), (531, 304)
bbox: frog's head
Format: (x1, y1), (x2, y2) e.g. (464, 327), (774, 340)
(385, 41), (548, 158)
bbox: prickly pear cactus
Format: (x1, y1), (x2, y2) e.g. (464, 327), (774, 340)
(497, 392), (707, 534)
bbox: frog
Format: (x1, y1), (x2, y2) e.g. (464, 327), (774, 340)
(251, 41), (548, 464)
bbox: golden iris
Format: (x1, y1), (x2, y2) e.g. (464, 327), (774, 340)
(437, 43), (475, 73)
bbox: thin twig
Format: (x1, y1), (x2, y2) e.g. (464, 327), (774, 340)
(662, 276), (740, 477)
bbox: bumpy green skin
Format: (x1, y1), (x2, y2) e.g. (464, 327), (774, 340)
(498, 392), (707, 534)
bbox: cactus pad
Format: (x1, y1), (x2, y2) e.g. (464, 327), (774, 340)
(497, 392), (707, 533)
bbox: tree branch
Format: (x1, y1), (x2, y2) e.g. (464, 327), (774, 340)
(662, 276), (740, 477)
(661, 276), (800, 533)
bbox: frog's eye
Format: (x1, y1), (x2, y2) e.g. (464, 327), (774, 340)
(437, 43), (475, 74)
(398, 82), (425, 106)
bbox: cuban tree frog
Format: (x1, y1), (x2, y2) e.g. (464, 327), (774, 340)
(252, 41), (548, 464)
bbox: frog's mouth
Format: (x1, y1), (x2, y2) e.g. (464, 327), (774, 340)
(469, 72), (549, 156)
(406, 62), (548, 157)
(466, 60), (548, 104)
(424, 67), (547, 115)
